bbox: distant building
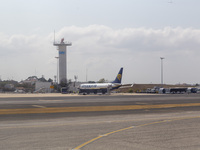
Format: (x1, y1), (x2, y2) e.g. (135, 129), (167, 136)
(4, 84), (14, 90)
(21, 76), (38, 85)
(35, 81), (52, 93)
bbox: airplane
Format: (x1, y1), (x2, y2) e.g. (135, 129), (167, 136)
(78, 67), (123, 94)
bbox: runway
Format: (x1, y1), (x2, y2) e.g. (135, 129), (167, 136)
(0, 94), (200, 150)
(0, 94), (200, 120)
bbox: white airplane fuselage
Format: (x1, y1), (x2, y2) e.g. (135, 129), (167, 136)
(79, 83), (121, 94)
(78, 68), (123, 94)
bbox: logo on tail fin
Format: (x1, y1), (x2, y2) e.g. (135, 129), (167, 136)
(117, 74), (122, 81)
(112, 67), (123, 84)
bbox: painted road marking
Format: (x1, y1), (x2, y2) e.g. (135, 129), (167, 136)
(32, 105), (46, 108)
(72, 116), (200, 150)
(39, 100), (64, 102)
(1, 103), (200, 115)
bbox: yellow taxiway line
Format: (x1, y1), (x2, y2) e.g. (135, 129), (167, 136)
(73, 116), (200, 150)
(1, 103), (200, 115)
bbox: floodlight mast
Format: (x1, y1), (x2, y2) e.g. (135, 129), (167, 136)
(160, 57), (165, 85)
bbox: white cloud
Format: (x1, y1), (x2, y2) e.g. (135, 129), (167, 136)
(1, 25), (200, 84)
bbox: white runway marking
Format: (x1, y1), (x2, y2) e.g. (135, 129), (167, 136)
(32, 105), (46, 108)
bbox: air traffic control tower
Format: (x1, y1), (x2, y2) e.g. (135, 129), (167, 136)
(53, 38), (72, 84)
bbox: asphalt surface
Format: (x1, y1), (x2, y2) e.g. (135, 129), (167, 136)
(0, 94), (200, 150)
(0, 94), (200, 120)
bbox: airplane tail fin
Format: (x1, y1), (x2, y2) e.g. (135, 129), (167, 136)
(112, 68), (123, 84)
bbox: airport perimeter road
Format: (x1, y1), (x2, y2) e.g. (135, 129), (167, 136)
(0, 94), (200, 150)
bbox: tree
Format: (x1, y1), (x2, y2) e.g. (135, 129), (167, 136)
(38, 75), (47, 82)
(48, 78), (53, 82)
(98, 78), (106, 83)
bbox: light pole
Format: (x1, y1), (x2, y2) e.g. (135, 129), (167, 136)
(160, 57), (165, 85)
(55, 57), (59, 91)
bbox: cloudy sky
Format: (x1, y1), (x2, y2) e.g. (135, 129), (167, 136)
(0, 0), (200, 84)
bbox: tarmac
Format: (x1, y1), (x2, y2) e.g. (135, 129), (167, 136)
(0, 93), (157, 98)
(1, 93), (200, 150)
